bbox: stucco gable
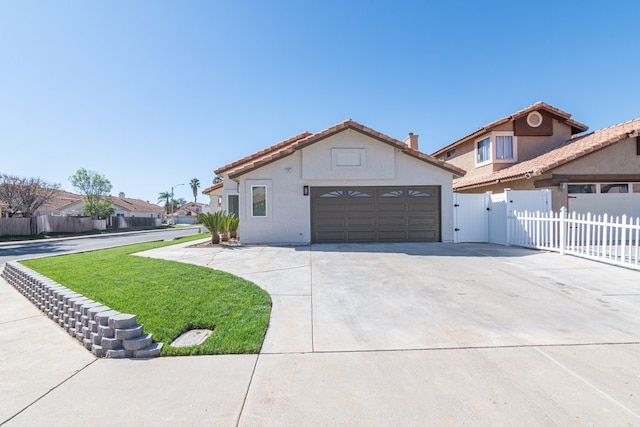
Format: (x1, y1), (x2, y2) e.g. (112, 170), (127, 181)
(216, 120), (465, 180)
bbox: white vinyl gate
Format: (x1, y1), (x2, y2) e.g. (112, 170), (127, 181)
(454, 189), (552, 243)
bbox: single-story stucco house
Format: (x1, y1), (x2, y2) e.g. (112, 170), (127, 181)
(204, 120), (464, 244)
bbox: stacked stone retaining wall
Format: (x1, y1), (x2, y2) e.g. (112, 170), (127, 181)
(1, 262), (162, 358)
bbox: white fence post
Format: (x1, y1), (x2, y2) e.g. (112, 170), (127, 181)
(559, 207), (567, 255)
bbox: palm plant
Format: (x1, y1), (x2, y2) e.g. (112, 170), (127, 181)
(229, 216), (239, 239)
(158, 191), (171, 215)
(196, 211), (224, 244)
(219, 210), (233, 241)
(190, 178), (200, 203)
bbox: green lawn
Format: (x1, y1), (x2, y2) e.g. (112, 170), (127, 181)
(21, 235), (272, 356)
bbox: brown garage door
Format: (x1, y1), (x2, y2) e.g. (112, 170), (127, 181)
(310, 186), (441, 243)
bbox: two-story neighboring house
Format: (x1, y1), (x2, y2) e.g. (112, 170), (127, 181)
(432, 102), (640, 218)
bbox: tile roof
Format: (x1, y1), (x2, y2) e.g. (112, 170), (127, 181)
(432, 102), (589, 157)
(454, 117), (640, 190)
(50, 191), (163, 214)
(202, 182), (223, 195)
(111, 196), (164, 213)
(40, 189), (83, 211)
(216, 119), (465, 179)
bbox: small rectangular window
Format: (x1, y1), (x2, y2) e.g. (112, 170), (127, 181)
(446, 149), (456, 158)
(600, 183), (629, 194)
(568, 184), (596, 194)
(633, 183), (640, 193)
(495, 135), (514, 160)
(477, 137), (490, 163)
(251, 186), (267, 217)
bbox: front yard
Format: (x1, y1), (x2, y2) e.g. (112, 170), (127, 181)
(20, 235), (272, 356)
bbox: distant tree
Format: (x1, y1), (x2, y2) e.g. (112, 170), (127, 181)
(69, 168), (113, 219)
(0, 173), (60, 217)
(212, 176), (223, 184)
(190, 178), (200, 203)
(172, 197), (187, 210)
(95, 198), (116, 219)
(158, 191), (171, 214)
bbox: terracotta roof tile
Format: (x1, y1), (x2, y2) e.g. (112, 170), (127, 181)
(219, 119), (465, 179)
(454, 117), (640, 190)
(202, 182), (223, 194)
(214, 132), (313, 176)
(432, 102), (589, 157)
(111, 196), (164, 213)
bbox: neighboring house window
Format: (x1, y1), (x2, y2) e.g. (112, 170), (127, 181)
(476, 132), (517, 166)
(228, 194), (239, 218)
(251, 185), (267, 217)
(477, 137), (490, 164)
(116, 213), (125, 217)
(495, 135), (514, 160)
(446, 149), (456, 158)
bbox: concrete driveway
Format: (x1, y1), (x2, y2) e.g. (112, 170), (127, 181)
(3, 242), (640, 425)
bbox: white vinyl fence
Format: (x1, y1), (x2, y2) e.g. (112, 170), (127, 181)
(509, 207), (640, 270)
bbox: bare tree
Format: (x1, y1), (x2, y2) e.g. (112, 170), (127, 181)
(0, 174), (60, 217)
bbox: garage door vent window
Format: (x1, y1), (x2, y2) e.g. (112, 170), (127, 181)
(408, 190), (431, 197)
(320, 190), (344, 198)
(348, 190), (372, 197)
(381, 190), (403, 197)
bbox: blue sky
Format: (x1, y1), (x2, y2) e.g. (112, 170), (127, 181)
(2, 1), (639, 205)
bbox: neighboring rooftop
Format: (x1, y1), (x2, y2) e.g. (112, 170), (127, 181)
(453, 117), (640, 190)
(432, 102), (589, 158)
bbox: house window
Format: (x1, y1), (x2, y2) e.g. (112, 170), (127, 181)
(446, 149), (456, 158)
(228, 194), (239, 218)
(477, 137), (490, 164)
(251, 185), (267, 217)
(600, 183), (629, 194)
(496, 135), (514, 160)
(475, 132), (517, 166)
(568, 184), (596, 194)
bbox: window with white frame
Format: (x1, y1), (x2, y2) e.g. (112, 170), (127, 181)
(495, 135), (514, 160)
(475, 132), (517, 166)
(251, 185), (267, 217)
(476, 137), (490, 164)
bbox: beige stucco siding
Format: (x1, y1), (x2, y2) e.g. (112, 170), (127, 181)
(517, 120), (573, 160)
(554, 137), (640, 174)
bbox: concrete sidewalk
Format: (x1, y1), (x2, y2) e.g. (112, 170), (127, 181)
(3, 241), (640, 425)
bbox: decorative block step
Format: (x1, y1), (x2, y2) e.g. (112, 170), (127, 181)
(109, 313), (137, 330)
(134, 342), (163, 358)
(123, 334), (153, 351)
(115, 324), (144, 340)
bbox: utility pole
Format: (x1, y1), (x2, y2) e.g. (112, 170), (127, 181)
(170, 183), (184, 224)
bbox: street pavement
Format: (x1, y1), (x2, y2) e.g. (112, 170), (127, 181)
(2, 240), (640, 426)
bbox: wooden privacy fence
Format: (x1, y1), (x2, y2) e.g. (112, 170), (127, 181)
(0, 216), (107, 236)
(0, 217), (32, 236)
(509, 207), (640, 270)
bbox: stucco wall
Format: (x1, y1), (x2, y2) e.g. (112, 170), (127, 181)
(554, 137), (640, 174)
(235, 132), (457, 244)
